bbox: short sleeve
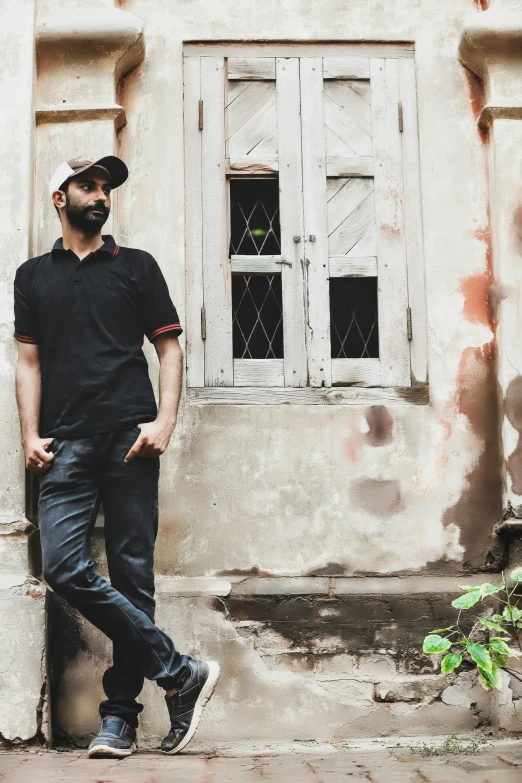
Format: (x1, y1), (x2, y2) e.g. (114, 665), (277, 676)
(142, 256), (183, 342)
(14, 265), (40, 345)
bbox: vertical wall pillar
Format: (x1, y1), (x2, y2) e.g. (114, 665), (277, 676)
(460, 8), (522, 527)
(0, 0), (49, 747)
(0, 1), (144, 747)
(460, 2), (522, 732)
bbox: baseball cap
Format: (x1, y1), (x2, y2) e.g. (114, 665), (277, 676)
(48, 155), (128, 196)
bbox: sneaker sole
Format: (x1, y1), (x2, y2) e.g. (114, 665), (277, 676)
(88, 744), (134, 759)
(162, 660), (220, 755)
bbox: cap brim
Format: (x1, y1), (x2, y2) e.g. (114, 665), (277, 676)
(67, 156), (129, 189)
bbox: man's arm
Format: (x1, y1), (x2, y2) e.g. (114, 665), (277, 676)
(15, 343), (54, 474)
(124, 334), (183, 462)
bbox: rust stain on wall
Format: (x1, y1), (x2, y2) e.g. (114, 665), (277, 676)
(459, 209), (495, 332)
(365, 406), (393, 447)
(351, 478), (402, 517)
(505, 375), (522, 495)
(443, 342), (503, 569)
(474, 0), (489, 10)
(343, 410), (362, 463)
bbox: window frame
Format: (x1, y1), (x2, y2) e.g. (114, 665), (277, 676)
(183, 43), (428, 406)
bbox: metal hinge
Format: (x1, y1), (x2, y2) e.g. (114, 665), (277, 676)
(201, 306), (207, 340)
(407, 307), (412, 340)
(398, 102), (404, 133)
(198, 100), (203, 130)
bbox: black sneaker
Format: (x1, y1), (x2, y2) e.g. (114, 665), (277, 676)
(88, 716), (136, 759)
(160, 660), (220, 755)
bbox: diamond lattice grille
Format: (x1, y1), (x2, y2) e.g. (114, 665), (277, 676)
(330, 278), (379, 358)
(232, 274), (283, 359)
(230, 179), (281, 256)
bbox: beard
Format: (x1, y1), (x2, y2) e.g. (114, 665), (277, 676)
(65, 196), (110, 234)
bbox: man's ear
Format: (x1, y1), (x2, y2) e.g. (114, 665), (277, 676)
(51, 189), (66, 211)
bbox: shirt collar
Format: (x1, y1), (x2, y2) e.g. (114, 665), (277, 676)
(51, 234), (118, 260)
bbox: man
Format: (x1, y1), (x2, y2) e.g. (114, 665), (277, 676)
(13, 155), (219, 758)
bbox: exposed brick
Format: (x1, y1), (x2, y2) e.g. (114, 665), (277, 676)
(375, 676), (444, 703)
(356, 653), (397, 678)
(317, 678), (374, 704)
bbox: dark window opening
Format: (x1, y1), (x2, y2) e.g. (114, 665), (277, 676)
(330, 277), (379, 358)
(230, 178), (281, 256)
(232, 274), (283, 359)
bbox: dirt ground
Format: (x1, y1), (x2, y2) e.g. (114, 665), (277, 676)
(1, 739), (522, 782)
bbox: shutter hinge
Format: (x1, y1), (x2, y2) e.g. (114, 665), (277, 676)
(198, 100), (203, 130)
(201, 306), (207, 340)
(407, 307), (412, 341)
(398, 102), (404, 133)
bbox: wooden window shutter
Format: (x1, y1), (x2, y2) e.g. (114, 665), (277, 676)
(300, 55), (415, 388)
(225, 57), (307, 387)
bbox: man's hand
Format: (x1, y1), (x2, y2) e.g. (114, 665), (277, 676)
(124, 419), (176, 463)
(24, 436), (55, 475)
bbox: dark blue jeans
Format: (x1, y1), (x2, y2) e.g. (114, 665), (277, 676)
(38, 426), (192, 728)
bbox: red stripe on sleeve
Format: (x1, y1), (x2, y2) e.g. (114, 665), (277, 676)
(149, 324), (182, 341)
(14, 332), (39, 344)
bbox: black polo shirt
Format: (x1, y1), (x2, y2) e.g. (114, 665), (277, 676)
(13, 235), (183, 439)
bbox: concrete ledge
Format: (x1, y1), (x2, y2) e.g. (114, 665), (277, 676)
(459, 10), (522, 76)
(36, 8), (143, 56)
(36, 105), (126, 129)
(331, 575), (495, 595)
(155, 576), (233, 597)
(150, 574), (500, 598)
(479, 103), (522, 129)
(232, 577), (330, 595)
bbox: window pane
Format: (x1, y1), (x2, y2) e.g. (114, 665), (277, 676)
(232, 274), (283, 359)
(230, 179), (281, 256)
(330, 278), (379, 358)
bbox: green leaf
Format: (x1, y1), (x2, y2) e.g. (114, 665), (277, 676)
(510, 567), (522, 582)
(429, 626), (455, 634)
(492, 654), (508, 667)
(479, 583), (502, 598)
(441, 653), (462, 674)
(490, 637), (522, 658)
(478, 618), (508, 634)
(477, 663), (503, 691)
(492, 614), (505, 623)
(503, 606), (522, 622)
(452, 591), (481, 609)
(423, 635), (452, 654)
(466, 642), (492, 673)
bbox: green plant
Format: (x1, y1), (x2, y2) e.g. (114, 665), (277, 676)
(422, 567), (522, 691)
(408, 734), (489, 757)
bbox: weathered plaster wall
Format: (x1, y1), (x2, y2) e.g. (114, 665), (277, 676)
(111, 0), (502, 577)
(9, 0), (518, 745)
(50, 576), (493, 747)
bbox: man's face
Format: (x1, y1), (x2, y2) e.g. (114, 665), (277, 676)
(61, 169), (112, 233)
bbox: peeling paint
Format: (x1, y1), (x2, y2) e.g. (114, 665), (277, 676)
(459, 210), (495, 332)
(365, 407), (393, 447)
(351, 479), (403, 518)
(443, 343), (504, 569)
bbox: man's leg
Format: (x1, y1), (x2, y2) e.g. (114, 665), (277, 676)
(38, 434), (192, 690)
(97, 427), (161, 728)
